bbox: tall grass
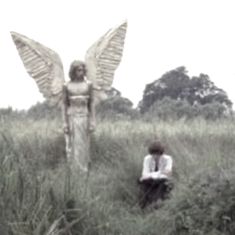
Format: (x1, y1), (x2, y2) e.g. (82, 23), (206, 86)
(0, 117), (235, 234)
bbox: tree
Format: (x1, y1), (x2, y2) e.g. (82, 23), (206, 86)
(143, 97), (231, 121)
(96, 88), (137, 120)
(25, 88), (136, 121)
(27, 102), (61, 120)
(138, 67), (232, 114)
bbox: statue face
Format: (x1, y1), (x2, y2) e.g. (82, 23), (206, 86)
(75, 65), (85, 79)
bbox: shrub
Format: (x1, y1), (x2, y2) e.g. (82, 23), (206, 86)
(144, 97), (232, 121)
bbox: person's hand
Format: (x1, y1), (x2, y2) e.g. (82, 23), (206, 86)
(138, 177), (144, 183)
(162, 170), (172, 177)
(63, 125), (69, 134)
(139, 175), (152, 182)
(89, 120), (96, 133)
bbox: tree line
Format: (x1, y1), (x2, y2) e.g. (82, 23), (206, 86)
(0, 66), (233, 121)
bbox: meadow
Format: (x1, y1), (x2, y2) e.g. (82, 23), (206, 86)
(0, 116), (235, 235)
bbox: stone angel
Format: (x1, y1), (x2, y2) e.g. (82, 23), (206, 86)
(11, 22), (127, 173)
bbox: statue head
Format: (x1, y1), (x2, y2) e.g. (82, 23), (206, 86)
(69, 60), (87, 81)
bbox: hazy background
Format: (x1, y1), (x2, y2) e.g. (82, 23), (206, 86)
(0, 0), (235, 109)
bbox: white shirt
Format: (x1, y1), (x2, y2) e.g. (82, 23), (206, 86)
(141, 154), (173, 180)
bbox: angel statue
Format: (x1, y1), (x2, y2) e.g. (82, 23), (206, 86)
(11, 22), (127, 173)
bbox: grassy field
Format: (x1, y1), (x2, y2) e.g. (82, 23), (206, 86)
(0, 117), (235, 234)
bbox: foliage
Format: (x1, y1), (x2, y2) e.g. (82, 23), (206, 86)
(2, 80), (232, 123)
(96, 87), (138, 120)
(1, 117), (235, 234)
(139, 66), (233, 113)
(163, 169), (235, 235)
(96, 96), (137, 120)
(0, 107), (26, 121)
(144, 97), (232, 121)
(27, 102), (61, 120)
(21, 88), (137, 121)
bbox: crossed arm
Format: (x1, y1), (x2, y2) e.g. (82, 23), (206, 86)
(140, 156), (173, 181)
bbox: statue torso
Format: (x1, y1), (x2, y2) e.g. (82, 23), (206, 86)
(66, 81), (91, 115)
(67, 81), (90, 96)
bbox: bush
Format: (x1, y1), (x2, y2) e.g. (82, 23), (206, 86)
(144, 97), (232, 121)
(161, 168), (235, 235)
(96, 96), (138, 121)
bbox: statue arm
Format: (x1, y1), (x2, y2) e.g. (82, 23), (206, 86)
(88, 83), (96, 132)
(62, 84), (69, 132)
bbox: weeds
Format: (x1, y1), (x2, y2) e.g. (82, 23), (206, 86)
(0, 118), (235, 234)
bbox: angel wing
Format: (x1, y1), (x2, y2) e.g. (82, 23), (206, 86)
(85, 21), (127, 102)
(11, 32), (65, 106)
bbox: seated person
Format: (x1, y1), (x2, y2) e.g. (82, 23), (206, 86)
(138, 141), (173, 208)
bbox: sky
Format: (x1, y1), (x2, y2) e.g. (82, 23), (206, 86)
(0, 0), (235, 109)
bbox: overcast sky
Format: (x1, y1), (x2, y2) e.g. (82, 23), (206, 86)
(0, 0), (235, 109)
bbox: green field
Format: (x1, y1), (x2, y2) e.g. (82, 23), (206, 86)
(0, 118), (235, 234)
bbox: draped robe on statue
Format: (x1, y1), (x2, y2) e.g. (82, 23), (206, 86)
(64, 82), (93, 173)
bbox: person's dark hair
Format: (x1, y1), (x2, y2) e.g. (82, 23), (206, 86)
(148, 141), (165, 155)
(69, 60), (86, 81)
